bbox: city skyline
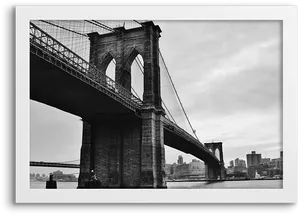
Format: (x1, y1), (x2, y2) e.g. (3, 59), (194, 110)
(166, 150), (282, 166)
(30, 20), (282, 174)
(31, 149), (283, 176)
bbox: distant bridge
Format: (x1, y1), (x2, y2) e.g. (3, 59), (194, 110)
(30, 161), (80, 169)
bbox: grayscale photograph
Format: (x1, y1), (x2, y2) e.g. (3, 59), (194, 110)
(29, 20), (283, 189)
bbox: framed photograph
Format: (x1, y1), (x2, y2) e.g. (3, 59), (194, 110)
(16, 5), (297, 203)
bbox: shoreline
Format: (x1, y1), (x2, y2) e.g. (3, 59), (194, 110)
(166, 178), (283, 183)
(30, 179), (78, 183)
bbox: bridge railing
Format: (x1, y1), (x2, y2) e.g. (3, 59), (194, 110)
(163, 117), (219, 161)
(30, 22), (143, 110)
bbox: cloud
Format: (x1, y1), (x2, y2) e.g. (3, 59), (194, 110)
(159, 21), (282, 165)
(160, 21), (282, 123)
(173, 37), (282, 117)
(158, 21), (281, 83)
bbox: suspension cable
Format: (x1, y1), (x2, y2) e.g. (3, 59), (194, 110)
(92, 20), (116, 32)
(37, 20), (180, 127)
(132, 55), (177, 124)
(131, 87), (141, 99)
(39, 20), (88, 37)
(85, 20), (115, 32)
(135, 59), (144, 74)
(159, 49), (199, 141)
(133, 20), (144, 26)
(161, 100), (177, 124)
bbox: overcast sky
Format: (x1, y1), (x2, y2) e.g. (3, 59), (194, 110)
(30, 20), (282, 175)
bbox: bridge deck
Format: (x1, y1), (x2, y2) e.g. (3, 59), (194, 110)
(30, 161), (80, 169)
(30, 22), (220, 166)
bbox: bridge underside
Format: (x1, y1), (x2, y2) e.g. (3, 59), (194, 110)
(30, 53), (135, 120)
(30, 52), (224, 187)
(164, 128), (220, 167)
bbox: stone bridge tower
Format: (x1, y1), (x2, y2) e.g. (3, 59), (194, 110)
(204, 142), (226, 180)
(78, 21), (166, 188)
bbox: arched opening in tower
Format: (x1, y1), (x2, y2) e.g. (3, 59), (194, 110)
(215, 148), (221, 160)
(105, 58), (116, 82)
(131, 54), (144, 100)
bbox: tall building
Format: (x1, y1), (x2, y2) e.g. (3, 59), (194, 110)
(229, 160), (234, 167)
(235, 158), (246, 167)
(234, 158), (239, 167)
(240, 160), (246, 167)
(233, 158), (247, 173)
(177, 155), (183, 165)
(246, 151), (261, 167)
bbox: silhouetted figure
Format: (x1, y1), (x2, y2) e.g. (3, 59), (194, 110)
(84, 170), (102, 188)
(46, 173), (57, 189)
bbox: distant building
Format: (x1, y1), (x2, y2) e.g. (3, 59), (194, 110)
(260, 158), (271, 164)
(52, 170), (77, 182)
(171, 163), (177, 175)
(234, 158), (239, 167)
(189, 159), (205, 176)
(226, 166), (235, 175)
(269, 158), (283, 175)
(247, 164), (264, 178)
(229, 160), (234, 167)
(177, 155), (183, 165)
(165, 159), (205, 179)
(246, 151), (261, 167)
(246, 151), (283, 178)
(269, 158), (282, 170)
(232, 158), (246, 174)
(175, 163), (189, 177)
(235, 158), (246, 167)
(280, 151), (283, 174)
(165, 164), (172, 175)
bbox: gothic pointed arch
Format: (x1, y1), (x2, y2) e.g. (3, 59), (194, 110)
(88, 21), (162, 106)
(215, 148), (220, 160)
(124, 47), (145, 72)
(98, 51), (117, 75)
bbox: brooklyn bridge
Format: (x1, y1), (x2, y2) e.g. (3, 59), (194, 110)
(30, 20), (225, 188)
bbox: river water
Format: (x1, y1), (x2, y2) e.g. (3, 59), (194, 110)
(30, 180), (282, 189)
